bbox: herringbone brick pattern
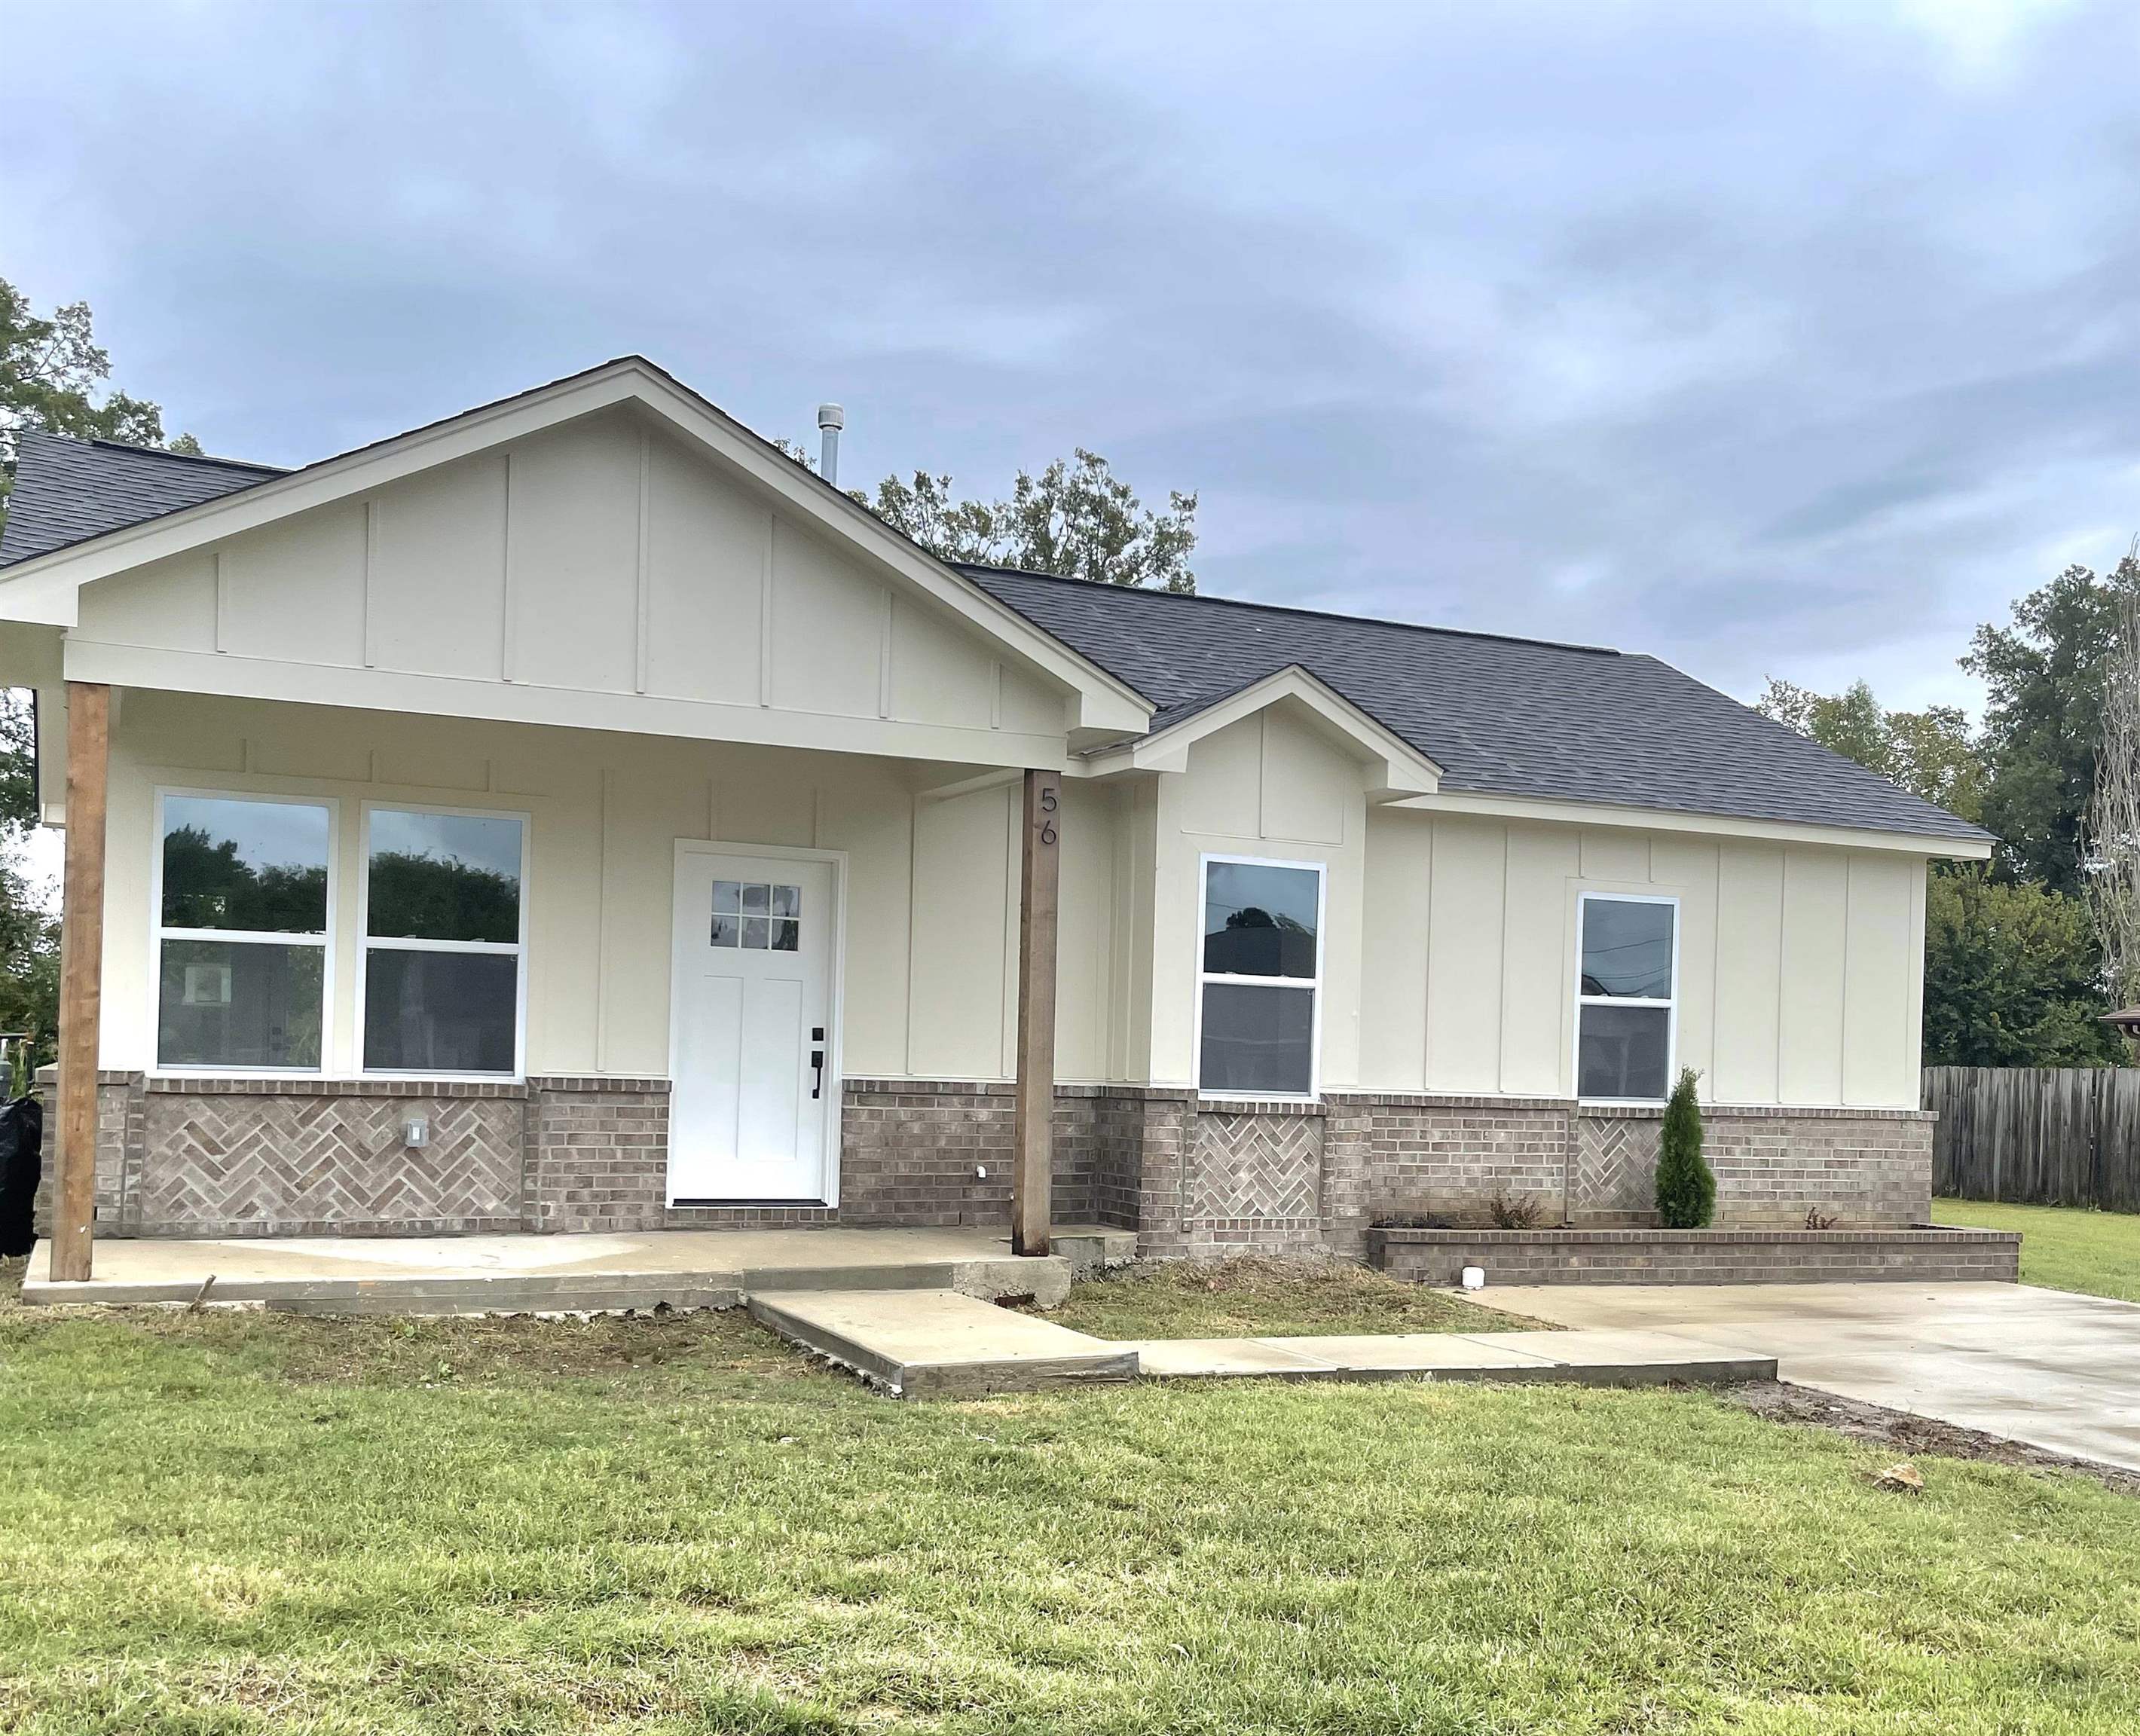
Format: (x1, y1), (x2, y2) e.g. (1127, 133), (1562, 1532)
(136, 1093), (524, 1234)
(1573, 1114), (1660, 1220)
(1188, 1111), (1322, 1249)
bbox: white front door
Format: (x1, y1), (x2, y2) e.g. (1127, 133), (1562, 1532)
(668, 848), (839, 1203)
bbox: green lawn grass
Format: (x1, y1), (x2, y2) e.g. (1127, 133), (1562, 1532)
(1043, 1254), (1510, 1339)
(4, 1273), (2139, 1732)
(1932, 1199), (2140, 1303)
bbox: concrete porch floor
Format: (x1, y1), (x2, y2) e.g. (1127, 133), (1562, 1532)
(20, 1224), (1129, 1313)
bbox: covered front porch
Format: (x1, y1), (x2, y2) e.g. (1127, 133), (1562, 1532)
(37, 683), (1086, 1281)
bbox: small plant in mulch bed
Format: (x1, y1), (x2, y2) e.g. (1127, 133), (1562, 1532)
(1487, 1190), (1547, 1230)
(1654, 1066), (1716, 1229)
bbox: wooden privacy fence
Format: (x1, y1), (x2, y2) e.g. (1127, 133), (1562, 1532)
(1923, 1066), (2140, 1211)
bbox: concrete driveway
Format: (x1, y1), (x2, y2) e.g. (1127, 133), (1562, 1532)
(1482, 1282), (2140, 1472)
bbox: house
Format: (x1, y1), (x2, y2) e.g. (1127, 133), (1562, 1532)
(0, 358), (1991, 1280)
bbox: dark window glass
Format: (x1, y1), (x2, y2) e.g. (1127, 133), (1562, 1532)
(160, 797), (329, 933)
(367, 811), (522, 943)
(1579, 899), (1674, 998)
(1199, 983), (1313, 1095)
(158, 940), (324, 1068)
(1577, 1004), (1671, 1100)
(364, 949), (518, 1074)
(1203, 862), (1319, 978)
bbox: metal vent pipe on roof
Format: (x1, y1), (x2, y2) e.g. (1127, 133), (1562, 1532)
(816, 403), (844, 486)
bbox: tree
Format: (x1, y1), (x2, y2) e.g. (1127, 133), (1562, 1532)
(1653, 1067), (1714, 1228)
(0, 279), (200, 528)
(1756, 677), (1985, 823)
(0, 283), (197, 1065)
(0, 692), (55, 1065)
(1962, 555), (2140, 895)
(2083, 567), (2140, 1010)
(770, 433), (1199, 592)
(858, 451), (1198, 593)
(1921, 870), (2126, 1066)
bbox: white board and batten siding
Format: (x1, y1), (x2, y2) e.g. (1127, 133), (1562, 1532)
(67, 407), (1072, 770)
(91, 684), (1929, 1111)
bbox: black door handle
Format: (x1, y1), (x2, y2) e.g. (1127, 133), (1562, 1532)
(811, 1049), (825, 1099)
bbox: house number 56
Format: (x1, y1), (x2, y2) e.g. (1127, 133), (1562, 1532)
(1038, 785), (1058, 845)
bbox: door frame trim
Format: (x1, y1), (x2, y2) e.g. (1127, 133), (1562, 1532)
(668, 838), (850, 1208)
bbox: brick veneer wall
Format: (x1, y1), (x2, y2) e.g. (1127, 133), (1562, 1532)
(39, 1072), (1937, 1248)
(1369, 1224), (2020, 1286)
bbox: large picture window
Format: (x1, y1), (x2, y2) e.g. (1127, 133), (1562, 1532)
(155, 793), (332, 1071)
(1575, 893), (1677, 1102)
(1197, 855), (1323, 1097)
(359, 807), (525, 1076)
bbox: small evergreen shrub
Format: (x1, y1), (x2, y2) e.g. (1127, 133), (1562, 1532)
(1654, 1067), (1715, 1228)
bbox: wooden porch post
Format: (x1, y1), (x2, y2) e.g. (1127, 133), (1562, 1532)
(50, 681), (109, 1282)
(1010, 768), (1060, 1257)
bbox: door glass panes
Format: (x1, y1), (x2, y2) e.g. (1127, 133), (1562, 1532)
(714, 881), (802, 950)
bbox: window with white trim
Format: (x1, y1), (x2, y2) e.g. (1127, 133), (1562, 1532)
(156, 793), (332, 1071)
(360, 808), (525, 1075)
(1575, 893), (1677, 1101)
(1197, 856), (1322, 1096)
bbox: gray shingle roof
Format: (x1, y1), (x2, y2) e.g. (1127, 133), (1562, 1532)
(0, 426), (282, 567)
(959, 565), (1990, 844)
(0, 423), (1986, 845)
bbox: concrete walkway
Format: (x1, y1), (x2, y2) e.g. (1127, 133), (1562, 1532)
(749, 1285), (1775, 1400)
(1481, 1282), (2140, 1472)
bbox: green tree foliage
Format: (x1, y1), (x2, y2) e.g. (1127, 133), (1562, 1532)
(1653, 1067), (1714, 1228)
(1922, 870), (2128, 1066)
(0, 282), (201, 1066)
(0, 692), (55, 1067)
(770, 434), (1198, 592)
(858, 452), (1198, 593)
(1961, 555), (2140, 896)
(0, 278), (200, 526)
(1756, 677), (1986, 824)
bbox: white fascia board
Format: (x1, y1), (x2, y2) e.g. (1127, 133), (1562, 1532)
(1072, 665), (1441, 799)
(0, 359), (1153, 736)
(1388, 787), (1994, 859)
(63, 639), (1072, 772)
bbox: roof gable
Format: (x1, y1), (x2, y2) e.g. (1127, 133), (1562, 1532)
(1081, 664), (1441, 801)
(0, 359), (1149, 737)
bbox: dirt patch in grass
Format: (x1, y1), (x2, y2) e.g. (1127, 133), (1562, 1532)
(0, 1251), (833, 1391)
(1732, 1379), (2140, 1498)
(1041, 1252), (1524, 1340)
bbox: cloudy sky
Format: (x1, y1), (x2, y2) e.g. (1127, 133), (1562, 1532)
(6, 0), (2138, 712)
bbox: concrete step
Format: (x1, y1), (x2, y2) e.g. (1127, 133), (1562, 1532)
(749, 1287), (1139, 1400)
(1047, 1224), (1139, 1277)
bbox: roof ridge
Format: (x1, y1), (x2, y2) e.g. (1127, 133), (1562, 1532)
(955, 561), (1623, 658)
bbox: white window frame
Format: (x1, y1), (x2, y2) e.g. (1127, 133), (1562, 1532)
(1192, 851), (1327, 1103)
(353, 799), (531, 1082)
(1573, 890), (1680, 1106)
(149, 787), (338, 1077)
